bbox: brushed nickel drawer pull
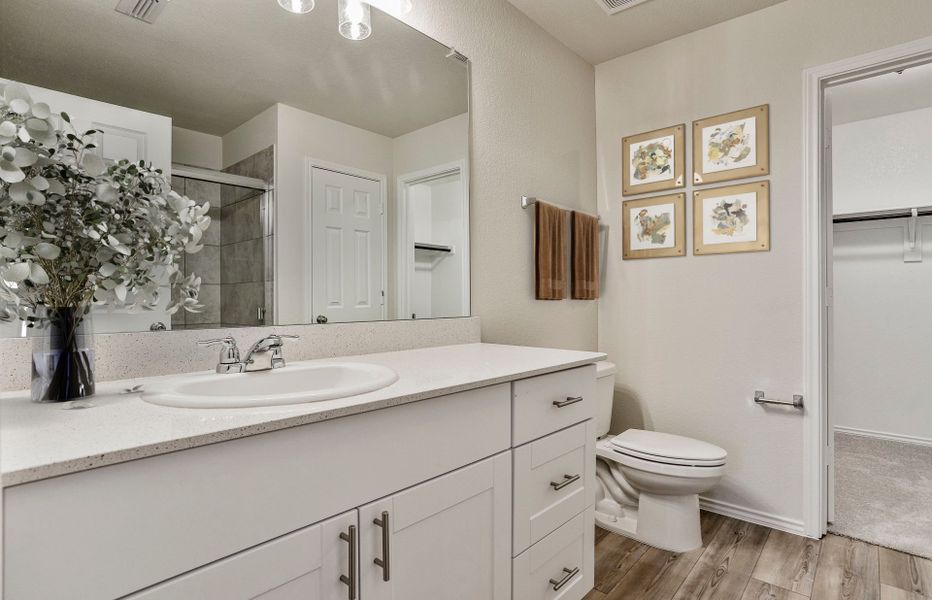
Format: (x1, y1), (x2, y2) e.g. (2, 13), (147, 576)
(339, 525), (357, 600)
(553, 396), (583, 408)
(550, 473), (581, 490)
(549, 566), (579, 591)
(373, 510), (391, 582)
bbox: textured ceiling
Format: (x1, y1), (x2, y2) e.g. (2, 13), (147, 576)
(506, 0), (788, 65)
(0, 0), (468, 137)
(830, 61), (932, 125)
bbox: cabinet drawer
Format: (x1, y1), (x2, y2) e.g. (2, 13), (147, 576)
(513, 508), (594, 600)
(513, 421), (595, 555)
(512, 365), (596, 446)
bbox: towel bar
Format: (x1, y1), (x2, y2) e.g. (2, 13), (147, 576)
(521, 196), (601, 221)
(754, 390), (804, 409)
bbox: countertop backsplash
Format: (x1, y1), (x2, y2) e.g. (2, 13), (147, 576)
(0, 317), (481, 393)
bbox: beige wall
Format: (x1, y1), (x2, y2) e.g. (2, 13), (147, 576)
(172, 126), (222, 170)
(222, 105), (278, 169)
(399, 1), (599, 351)
(595, 0), (932, 528)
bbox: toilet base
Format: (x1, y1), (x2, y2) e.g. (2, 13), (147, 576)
(595, 491), (703, 553)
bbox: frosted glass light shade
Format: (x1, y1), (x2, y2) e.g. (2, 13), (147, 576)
(338, 0), (371, 41)
(278, 0), (315, 14)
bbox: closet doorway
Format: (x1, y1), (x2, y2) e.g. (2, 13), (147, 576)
(395, 162), (469, 320)
(823, 59), (932, 558)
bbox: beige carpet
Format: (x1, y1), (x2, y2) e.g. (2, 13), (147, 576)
(830, 432), (932, 559)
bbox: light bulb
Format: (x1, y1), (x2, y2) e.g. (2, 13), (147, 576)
(338, 0), (371, 41)
(278, 0), (315, 14)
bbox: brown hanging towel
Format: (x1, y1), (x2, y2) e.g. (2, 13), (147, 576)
(571, 211), (600, 300)
(535, 201), (567, 300)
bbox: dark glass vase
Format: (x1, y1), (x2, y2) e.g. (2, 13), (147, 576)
(30, 307), (95, 403)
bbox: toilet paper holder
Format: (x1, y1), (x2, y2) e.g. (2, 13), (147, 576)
(754, 390), (804, 409)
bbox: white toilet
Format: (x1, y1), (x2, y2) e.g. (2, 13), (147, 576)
(593, 362), (727, 552)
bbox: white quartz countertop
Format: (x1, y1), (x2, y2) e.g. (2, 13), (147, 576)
(1, 342), (604, 487)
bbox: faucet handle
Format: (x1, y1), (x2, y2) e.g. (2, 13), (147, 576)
(197, 336), (241, 364)
(267, 334), (298, 369)
(263, 334), (299, 346)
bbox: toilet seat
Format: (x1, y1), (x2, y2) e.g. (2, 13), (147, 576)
(610, 446), (726, 479)
(609, 429), (727, 468)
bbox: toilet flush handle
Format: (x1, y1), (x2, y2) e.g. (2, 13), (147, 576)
(754, 390), (804, 409)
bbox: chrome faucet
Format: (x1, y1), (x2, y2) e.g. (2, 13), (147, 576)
(243, 334), (299, 372)
(197, 334), (299, 374)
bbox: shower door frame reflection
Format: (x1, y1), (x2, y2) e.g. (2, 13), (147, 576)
(171, 164), (272, 330)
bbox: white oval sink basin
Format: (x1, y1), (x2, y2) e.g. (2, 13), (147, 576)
(141, 362), (399, 409)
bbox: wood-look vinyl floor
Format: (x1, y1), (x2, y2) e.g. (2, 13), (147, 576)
(586, 513), (932, 600)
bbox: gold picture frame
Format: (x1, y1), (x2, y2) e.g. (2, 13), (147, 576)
(622, 124), (685, 196)
(622, 193), (686, 260)
(693, 181), (770, 255)
(693, 104), (769, 185)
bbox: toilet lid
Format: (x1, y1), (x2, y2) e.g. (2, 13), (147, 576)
(610, 429), (727, 466)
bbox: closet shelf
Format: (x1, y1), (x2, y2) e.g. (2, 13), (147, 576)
(414, 242), (454, 270)
(414, 242), (454, 254)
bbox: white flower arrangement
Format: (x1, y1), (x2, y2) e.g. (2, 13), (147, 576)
(0, 82), (211, 326)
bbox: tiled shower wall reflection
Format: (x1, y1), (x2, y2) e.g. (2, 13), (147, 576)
(170, 177), (222, 329)
(169, 146), (274, 330)
(222, 146), (275, 327)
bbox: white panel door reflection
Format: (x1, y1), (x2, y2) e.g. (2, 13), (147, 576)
(311, 167), (384, 324)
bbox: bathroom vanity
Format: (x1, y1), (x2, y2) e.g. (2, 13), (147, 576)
(1, 343), (604, 600)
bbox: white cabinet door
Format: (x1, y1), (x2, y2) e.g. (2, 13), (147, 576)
(359, 452), (512, 600)
(310, 167), (385, 324)
(127, 510), (359, 600)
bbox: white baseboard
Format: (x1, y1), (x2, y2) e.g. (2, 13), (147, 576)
(699, 497), (808, 537)
(834, 425), (932, 448)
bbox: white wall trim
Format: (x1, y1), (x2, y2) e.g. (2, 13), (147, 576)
(699, 497), (807, 537)
(802, 34), (932, 539)
(395, 160), (470, 320)
(834, 426), (932, 449)
(303, 157), (389, 323)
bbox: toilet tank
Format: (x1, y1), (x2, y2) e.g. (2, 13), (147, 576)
(594, 361), (617, 437)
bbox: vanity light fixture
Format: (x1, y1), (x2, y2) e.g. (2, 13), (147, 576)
(338, 0), (372, 40)
(277, 0), (315, 14)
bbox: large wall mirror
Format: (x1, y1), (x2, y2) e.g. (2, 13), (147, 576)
(0, 0), (469, 335)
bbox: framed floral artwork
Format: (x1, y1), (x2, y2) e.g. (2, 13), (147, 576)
(622, 124), (685, 196)
(693, 181), (770, 255)
(693, 105), (770, 185)
(622, 193), (686, 259)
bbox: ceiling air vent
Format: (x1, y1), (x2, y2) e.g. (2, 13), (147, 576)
(115, 0), (169, 24)
(593, 0), (652, 16)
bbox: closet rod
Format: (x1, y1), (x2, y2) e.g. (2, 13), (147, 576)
(833, 206), (932, 223)
(521, 196), (600, 221)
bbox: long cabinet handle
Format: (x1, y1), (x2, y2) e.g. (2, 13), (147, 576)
(339, 525), (358, 600)
(553, 396), (583, 408)
(549, 566), (580, 591)
(550, 473), (581, 491)
(373, 510), (391, 582)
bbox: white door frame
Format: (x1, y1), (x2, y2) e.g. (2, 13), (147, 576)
(801, 34), (932, 538)
(395, 160), (470, 320)
(304, 157), (389, 323)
